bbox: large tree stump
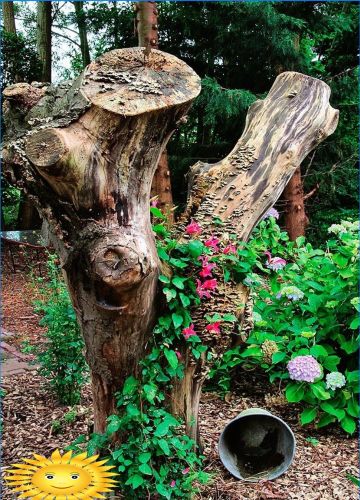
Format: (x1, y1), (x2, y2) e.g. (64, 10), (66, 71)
(3, 48), (200, 433)
(3, 53), (338, 445)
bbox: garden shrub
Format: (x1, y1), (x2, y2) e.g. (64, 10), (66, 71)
(31, 254), (88, 405)
(210, 216), (359, 434)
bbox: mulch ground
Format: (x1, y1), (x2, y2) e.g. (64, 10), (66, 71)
(1, 270), (358, 499)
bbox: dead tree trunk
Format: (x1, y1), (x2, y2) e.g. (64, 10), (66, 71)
(2, 1), (16, 34)
(2, 48), (200, 433)
(3, 55), (338, 441)
(36, 1), (52, 83)
(171, 72), (339, 441)
(73, 1), (91, 67)
(135, 1), (174, 220)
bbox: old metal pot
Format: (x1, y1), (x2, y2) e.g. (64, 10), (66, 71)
(218, 408), (296, 482)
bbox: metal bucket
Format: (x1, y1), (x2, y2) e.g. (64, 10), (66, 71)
(218, 408), (296, 482)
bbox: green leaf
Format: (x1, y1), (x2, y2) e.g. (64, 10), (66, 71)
(123, 376), (138, 396)
(347, 399), (360, 418)
(240, 346), (262, 358)
(223, 313), (237, 322)
(179, 293), (191, 307)
(152, 224), (168, 236)
(150, 207), (166, 219)
(154, 421), (170, 437)
(172, 313), (183, 329)
(272, 351), (286, 364)
(310, 345), (328, 358)
(311, 383), (331, 400)
(156, 483), (171, 499)
(172, 276), (186, 289)
(300, 407), (317, 425)
(106, 415), (121, 434)
(323, 355), (340, 371)
(163, 287), (176, 302)
(164, 349), (178, 370)
(169, 257), (188, 269)
(158, 438), (170, 455)
(285, 383), (305, 402)
(350, 316), (360, 329)
(143, 383), (157, 403)
(139, 452), (151, 464)
(139, 463), (153, 475)
(341, 415), (356, 434)
(346, 371), (359, 384)
(347, 474), (360, 487)
(159, 275), (170, 284)
(320, 402), (345, 420)
(126, 474), (144, 489)
(126, 404), (140, 417)
(317, 413), (336, 428)
(332, 253), (348, 268)
(187, 240), (204, 258)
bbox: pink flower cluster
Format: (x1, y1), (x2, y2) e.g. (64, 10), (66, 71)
(264, 251), (286, 271)
(287, 355), (322, 383)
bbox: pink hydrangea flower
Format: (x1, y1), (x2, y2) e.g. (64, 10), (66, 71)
(170, 480), (176, 488)
(182, 324), (196, 340)
(186, 220), (202, 235)
(204, 236), (220, 252)
(223, 244), (237, 255)
(206, 322), (221, 334)
(182, 467), (190, 475)
(264, 251), (286, 271)
(199, 262), (216, 278)
(287, 355), (322, 383)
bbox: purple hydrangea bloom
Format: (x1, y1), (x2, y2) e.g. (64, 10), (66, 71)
(263, 208), (280, 220)
(287, 355), (322, 383)
(276, 286), (304, 301)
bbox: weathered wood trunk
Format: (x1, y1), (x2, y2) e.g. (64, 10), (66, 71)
(283, 166), (308, 240)
(171, 71), (339, 442)
(73, 1), (91, 67)
(2, 48), (200, 433)
(36, 1), (52, 83)
(2, 1), (16, 34)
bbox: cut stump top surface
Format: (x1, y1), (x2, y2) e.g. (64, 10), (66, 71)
(81, 47), (201, 116)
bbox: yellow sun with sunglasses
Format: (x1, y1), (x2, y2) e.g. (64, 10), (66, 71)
(5, 449), (118, 499)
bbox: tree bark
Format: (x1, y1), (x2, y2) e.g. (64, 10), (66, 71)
(135, 1), (174, 220)
(2, 1), (16, 34)
(172, 71), (339, 442)
(2, 48), (200, 434)
(73, 1), (91, 67)
(36, 1), (52, 83)
(283, 166), (308, 240)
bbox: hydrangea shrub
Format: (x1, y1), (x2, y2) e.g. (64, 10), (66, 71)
(210, 217), (359, 434)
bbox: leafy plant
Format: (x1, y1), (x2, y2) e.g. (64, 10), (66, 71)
(210, 217), (359, 434)
(32, 254), (88, 405)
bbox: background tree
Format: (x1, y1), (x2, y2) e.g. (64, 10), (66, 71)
(36, 0), (52, 82)
(135, 1), (174, 218)
(72, 1), (90, 67)
(2, 1), (16, 35)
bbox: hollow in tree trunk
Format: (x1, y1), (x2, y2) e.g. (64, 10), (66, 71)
(2, 52), (338, 441)
(283, 166), (309, 240)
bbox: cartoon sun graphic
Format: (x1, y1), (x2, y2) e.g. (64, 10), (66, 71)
(5, 449), (118, 499)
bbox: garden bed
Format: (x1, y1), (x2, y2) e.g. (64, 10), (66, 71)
(1, 271), (358, 499)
